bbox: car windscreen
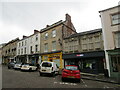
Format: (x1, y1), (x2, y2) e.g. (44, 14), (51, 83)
(65, 66), (78, 70)
(42, 62), (52, 67)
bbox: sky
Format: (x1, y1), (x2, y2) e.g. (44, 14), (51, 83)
(0, 0), (120, 44)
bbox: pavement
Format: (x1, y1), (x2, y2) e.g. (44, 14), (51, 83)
(59, 69), (120, 84)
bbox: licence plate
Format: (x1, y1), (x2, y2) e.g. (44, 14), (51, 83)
(42, 70), (46, 71)
(68, 76), (75, 78)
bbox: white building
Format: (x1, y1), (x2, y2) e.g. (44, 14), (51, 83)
(16, 30), (41, 64)
(99, 5), (120, 82)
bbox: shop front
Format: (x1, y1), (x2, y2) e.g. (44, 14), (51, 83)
(63, 51), (105, 74)
(41, 51), (63, 69)
(16, 55), (27, 63)
(108, 49), (120, 83)
(28, 54), (39, 65)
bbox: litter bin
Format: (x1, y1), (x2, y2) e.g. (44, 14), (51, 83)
(104, 69), (109, 77)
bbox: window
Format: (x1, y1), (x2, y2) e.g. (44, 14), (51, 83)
(44, 56), (48, 61)
(44, 33), (48, 40)
(52, 30), (56, 37)
(89, 43), (94, 50)
(21, 48), (23, 54)
(111, 13), (120, 25)
(24, 47), (26, 54)
(22, 41), (23, 46)
(44, 43), (48, 52)
(18, 49), (20, 55)
(82, 44), (87, 50)
(95, 42), (101, 49)
(89, 37), (92, 42)
(95, 36), (100, 42)
(36, 34), (38, 41)
(25, 40), (27, 46)
(114, 32), (120, 48)
(111, 55), (120, 72)
(52, 41), (56, 51)
(35, 45), (38, 52)
(19, 43), (21, 47)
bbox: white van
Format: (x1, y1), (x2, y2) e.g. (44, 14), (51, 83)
(39, 61), (59, 76)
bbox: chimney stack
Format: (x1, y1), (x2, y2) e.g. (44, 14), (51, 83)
(34, 30), (39, 34)
(23, 35), (27, 39)
(46, 25), (50, 28)
(66, 13), (71, 22)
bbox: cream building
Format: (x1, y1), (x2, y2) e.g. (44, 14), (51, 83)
(16, 30), (41, 64)
(99, 5), (120, 81)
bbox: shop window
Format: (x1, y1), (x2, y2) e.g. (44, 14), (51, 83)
(83, 60), (96, 70)
(44, 56), (48, 61)
(111, 55), (120, 72)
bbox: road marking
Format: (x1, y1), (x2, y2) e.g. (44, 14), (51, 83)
(104, 85), (110, 88)
(54, 82), (77, 86)
(81, 79), (87, 87)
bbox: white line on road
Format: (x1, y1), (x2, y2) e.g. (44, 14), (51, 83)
(54, 82), (77, 86)
(81, 79), (88, 87)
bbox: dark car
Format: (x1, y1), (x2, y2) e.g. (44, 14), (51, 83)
(8, 62), (15, 69)
(62, 65), (81, 82)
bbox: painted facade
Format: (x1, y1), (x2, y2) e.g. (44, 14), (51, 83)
(63, 29), (105, 74)
(16, 30), (41, 65)
(99, 5), (120, 82)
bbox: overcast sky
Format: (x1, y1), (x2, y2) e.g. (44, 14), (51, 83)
(0, 0), (120, 44)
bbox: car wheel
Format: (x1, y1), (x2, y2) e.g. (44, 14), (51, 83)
(29, 68), (32, 71)
(62, 77), (65, 82)
(52, 72), (55, 77)
(8, 66), (10, 69)
(77, 79), (81, 83)
(40, 72), (42, 76)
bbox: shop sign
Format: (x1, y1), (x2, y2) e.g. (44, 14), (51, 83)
(49, 55), (60, 59)
(76, 54), (84, 57)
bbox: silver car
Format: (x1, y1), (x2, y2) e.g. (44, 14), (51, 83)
(21, 63), (37, 71)
(14, 62), (23, 70)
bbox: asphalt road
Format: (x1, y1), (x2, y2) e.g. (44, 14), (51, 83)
(2, 65), (120, 88)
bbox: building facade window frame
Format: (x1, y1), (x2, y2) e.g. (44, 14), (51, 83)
(52, 41), (56, 51)
(44, 43), (48, 52)
(52, 29), (56, 38)
(35, 45), (38, 52)
(111, 13), (120, 25)
(44, 33), (48, 40)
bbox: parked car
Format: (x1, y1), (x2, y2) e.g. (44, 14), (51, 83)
(8, 62), (15, 69)
(14, 62), (23, 70)
(39, 61), (59, 76)
(61, 65), (81, 82)
(21, 63), (37, 71)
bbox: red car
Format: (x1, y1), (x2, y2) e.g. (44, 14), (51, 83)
(62, 65), (81, 82)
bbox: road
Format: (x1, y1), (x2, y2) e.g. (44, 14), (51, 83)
(2, 65), (120, 88)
